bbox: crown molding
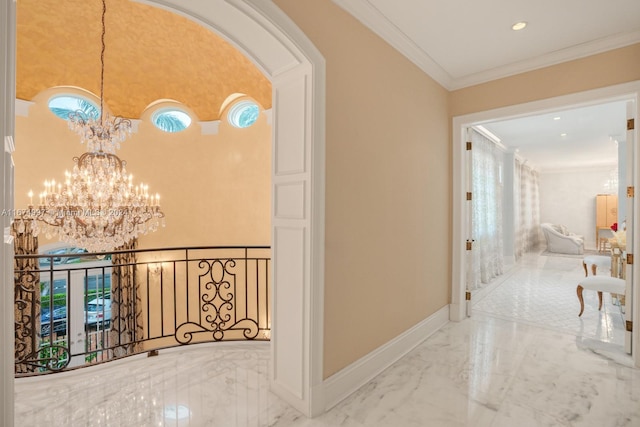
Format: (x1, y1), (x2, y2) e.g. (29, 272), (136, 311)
(451, 29), (640, 90)
(332, 0), (453, 89)
(333, 0), (640, 91)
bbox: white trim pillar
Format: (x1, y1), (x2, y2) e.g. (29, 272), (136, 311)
(0, 0), (16, 425)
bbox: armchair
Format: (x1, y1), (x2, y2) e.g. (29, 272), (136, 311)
(541, 223), (584, 255)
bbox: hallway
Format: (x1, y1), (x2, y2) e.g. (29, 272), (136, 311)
(14, 255), (640, 426)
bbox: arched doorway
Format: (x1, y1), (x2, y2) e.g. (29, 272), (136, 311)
(0, 0), (326, 422)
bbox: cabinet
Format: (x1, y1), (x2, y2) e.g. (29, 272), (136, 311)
(596, 194), (618, 243)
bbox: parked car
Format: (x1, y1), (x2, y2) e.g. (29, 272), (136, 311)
(40, 306), (67, 336)
(84, 298), (112, 328)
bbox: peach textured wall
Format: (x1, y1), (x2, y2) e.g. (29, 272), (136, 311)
(450, 43), (640, 117)
(13, 91), (272, 249)
(274, 0), (451, 378)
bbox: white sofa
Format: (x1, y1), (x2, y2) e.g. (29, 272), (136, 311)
(541, 223), (585, 255)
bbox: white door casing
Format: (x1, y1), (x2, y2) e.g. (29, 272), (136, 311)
(464, 127), (473, 317)
(628, 99), (638, 357)
(0, 0), (16, 426)
(0, 0), (327, 422)
(452, 81), (640, 368)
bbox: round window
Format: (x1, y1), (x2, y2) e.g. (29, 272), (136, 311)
(227, 100), (260, 128)
(151, 109), (192, 133)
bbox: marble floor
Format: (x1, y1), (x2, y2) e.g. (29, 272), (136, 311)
(473, 252), (627, 353)
(14, 254), (640, 426)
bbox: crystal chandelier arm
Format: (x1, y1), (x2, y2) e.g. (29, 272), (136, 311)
(26, 0), (164, 252)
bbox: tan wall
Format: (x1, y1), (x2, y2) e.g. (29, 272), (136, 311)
(450, 43), (640, 117)
(13, 91), (272, 249)
(274, 0), (451, 378)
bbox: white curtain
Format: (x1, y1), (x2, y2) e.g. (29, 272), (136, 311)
(515, 159), (541, 258)
(468, 129), (504, 290)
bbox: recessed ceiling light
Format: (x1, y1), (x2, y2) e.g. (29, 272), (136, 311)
(553, 116), (561, 121)
(560, 133), (567, 137)
(512, 21), (527, 31)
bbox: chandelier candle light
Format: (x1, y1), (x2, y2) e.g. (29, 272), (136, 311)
(26, 0), (164, 252)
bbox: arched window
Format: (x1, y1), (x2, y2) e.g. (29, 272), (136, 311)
(48, 95), (100, 121)
(227, 100), (260, 128)
(151, 108), (192, 133)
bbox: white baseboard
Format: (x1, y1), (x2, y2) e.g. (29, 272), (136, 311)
(322, 304), (450, 411)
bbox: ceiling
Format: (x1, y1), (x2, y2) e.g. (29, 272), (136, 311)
(16, 0), (272, 121)
(482, 101), (628, 171)
(334, 0), (640, 90)
(15, 0), (638, 169)
(334, 0), (639, 170)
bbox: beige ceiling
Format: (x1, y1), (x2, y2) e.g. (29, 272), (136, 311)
(16, 0), (272, 121)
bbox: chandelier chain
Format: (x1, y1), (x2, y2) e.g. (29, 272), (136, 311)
(25, 0), (165, 252)
(100, 0), (106, 125)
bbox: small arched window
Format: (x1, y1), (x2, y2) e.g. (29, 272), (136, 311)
(48, 95), (100, 121)
(151, 108), (192, 133)
(227, 100), (260, 128)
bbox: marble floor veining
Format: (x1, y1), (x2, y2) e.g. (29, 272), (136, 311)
(473, 253), (627, 349)
(14, 254), (640, 426)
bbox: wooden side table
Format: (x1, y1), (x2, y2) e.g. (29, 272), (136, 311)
(597, 227), (613, 253)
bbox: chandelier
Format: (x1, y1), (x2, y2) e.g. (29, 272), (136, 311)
(26, 0), (164, 252)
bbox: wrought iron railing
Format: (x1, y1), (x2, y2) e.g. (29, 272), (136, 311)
(14, 246), (271, 375)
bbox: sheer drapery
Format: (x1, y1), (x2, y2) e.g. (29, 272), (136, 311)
(12, 218), (40, 373)
(515, 159), (541, 258)
(468, 129), (504, 290)
(109, 239), (143, 357)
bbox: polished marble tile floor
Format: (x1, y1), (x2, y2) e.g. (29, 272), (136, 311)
(14, 254), (640, 426)
(473, 252), (627, 350)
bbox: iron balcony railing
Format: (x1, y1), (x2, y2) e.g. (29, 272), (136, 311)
(14, 246), (271, 375)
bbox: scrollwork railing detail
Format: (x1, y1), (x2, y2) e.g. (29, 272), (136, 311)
(14, 270), (40, 371)
(174, 258), (260, 343)
(15, 246), (270, 375)
(15, 344), (71, 374)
